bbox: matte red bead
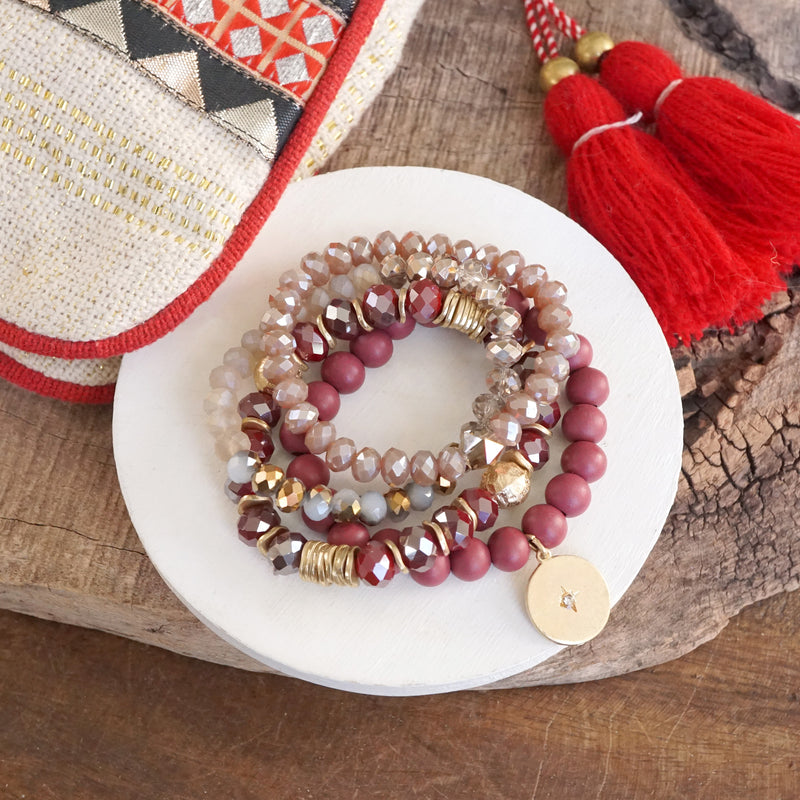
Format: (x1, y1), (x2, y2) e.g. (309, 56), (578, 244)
(306, 380), (340, 421)
(238, 504), (280, 544)
(518, 430), (550, 470)
(321, 351), (366, 394)
(280, 424), (310, 454)
(350, 330), (393, 367)
(505, 287), (528, 318)
(363, 284), (400, 328)
(301, 509), (334, 533)
(385, 316), (416, 339)
(287, 453), (330, 487)
(537, 401), (561, 429)
(371, 528), (402, 546)
(406, 279), (443, 325)
(561, 441), (607, 482)
(328, 522), (370, 547)
(562, 404), (607, 443)
(245, 427), (275, 461)
(449, 537), (491, 581)
(567, 367), (609, 406)
(488, 526), (530, 572)
(545, 473), (591, 517)
(293, 323), (329, 362)
(410, 554), (450, 586)
(522, 308), (547, 345)
(521, 504), (567, 548)
(458, 488), (498, 532)
(238, 391), (281, 426)
(356, 541), (396, 586)
(567, 334), (593, 371)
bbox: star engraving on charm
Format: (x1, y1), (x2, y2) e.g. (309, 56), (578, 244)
(560, 586), (580, 613)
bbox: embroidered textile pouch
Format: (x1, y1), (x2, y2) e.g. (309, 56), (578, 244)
(0, 0), (422, 401)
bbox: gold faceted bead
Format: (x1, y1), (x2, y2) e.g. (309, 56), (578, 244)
(385, 488), (411, 522)
(480, 460), (531, 509)
(538, 56), (580, 93)
(252, 463), (285, 495)
(432, 474), (456, 495)
(574, 31), (615, 72)
(275, 477), (305, 511)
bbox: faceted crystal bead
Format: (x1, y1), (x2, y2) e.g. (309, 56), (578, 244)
(475, 243), (500, 269)
(432, 505), (474, 552)
(227, 450), (259, 484)
(284, 402), (318, 434)
(269, 289), (301, 315)
(262, 330), (295, 356)
(238, 392), (281, 426)
(472, 392), (504, 423)
(331, 489), (362, 522)
(303, 485), (333, 521)
(486, 337), (524, 367)
(330, 274), (356, 300)
(275, 477), (305, 511)
(279, 269), (313, 298)
(460, 422), (506, 469)
(506, 391), (541, 426)
(326, 437), (356, 471)
(272, 376), (308, 408)
(406, 251), (434, 281)
(518, 429), (550, 470)
(307, 287), (332, 318)
(225, 479), (252, 502)
(400, 526), (440, 571)
(385, 488), (411, 522)
(324, 242), (354, 275)
(241, 328), (266, 354)
(538, 303), (573, 331)
(237, 503), (280, 544)
(363, 284), (400, 328)
(546, 329), (581, 358)
(431, 255), (459, 288)
(433, 474), (456, 495)
(356, 541), (396, 586)
(437, 445), (467, 481)
(359, 491), (388, 525)
(251, 463), (285, 494)
(533, 350), (570, 382)
(489, 412), (523, 446)
(266, 530), (307, 574)
(381, 447), (410, 487)
(223, 346), (254, 377)
(379, 255), (407, 288)
(204, 385), (234, 415)
(352, 263), (382, 293)
(425, 233), (453, 258)
(214, 431), (249, 461)
(348, 235), (374, 265)
(374, 230), (400, 261)
(257, 355), (299, 385)
(516, 264), (548, 297)
(207, 406), (239, 437)
(457, 258), (489, 292)
(244, 426), (275, 461)
(459, 487), (499, 532)
(494, 250), (525, 286)
(453, 239), (475, 262)
(538, 400), (562, 429)
(486, 367), (522, 397)
(293, 323), (328, 362)
(407, 482), (434, 511)
(352, 447), (381, 482)
(209, 365), (241, 392)
(487, 306), (522, 337)
(304, 421), (336, 454)
(300, 251), (330, 286)
(409, 450), (438, 486)
(259, 307), (294, 332)
(524, 372), (559, 404)
(322, 299), (360, 340)
(536, 280), (568, 306)
(406, 279), (443, 325)
(400, 230), (426, 257)
(474, 279), (508, 308)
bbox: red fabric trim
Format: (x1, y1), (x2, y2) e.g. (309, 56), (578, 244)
(0, 351), (115, 404)
(0, 0), (386, 361)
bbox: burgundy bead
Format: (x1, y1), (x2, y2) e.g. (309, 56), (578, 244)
(321, 351), (366, 394)
(280, 424), (310, 454)
(545, 473), (591, 517)
(449, 537), (491, 581)
(400, 525), (440, 572)
(505, 287), (528, 318)
(322, 299), (360, 340)
(371, 528), (402, 546)
(521, 504), (567, 548)
(238, 391), (281, 426)
(385, 316), (416, 340)
(567, 367), (609, 406)
(488, 526), (530, 572)
(293, 323), (329, 362)
(306, 380), (340, 421)
(356, 541), (396, 586)
(237, 503), (280, 544)
(328, 521), (370, 547)
(225, 480), (252, 500)
(301, 509), (334, 533)
(567, 334), (593, 371)
(458, 488), (499, 532)
(362, 284), (400, 329)
(517, 429), (550, 470)
(350, 330), (393, 368)
(561, 441), (607, 483)
(562, 404), (607, 443)
(522, 308), (547, 345)
(410, 554), (450, 586)
(432, 505), (474, 552)
(537, 401), (561, 430)
(406, 279), (443, 325)
(287, 453), (330, 487)
(244, 427), (275, 461)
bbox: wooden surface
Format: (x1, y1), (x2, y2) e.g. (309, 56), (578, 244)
(2, 0), (800, 793)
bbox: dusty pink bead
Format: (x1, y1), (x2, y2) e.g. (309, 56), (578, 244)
(321, 351), (365, 394)
(568, 334), (593, 371)
(489, 412), (522, 446)
(287, 453), (330, 487)
(562, 404), (607, 443)
(381, 448), (410, 486)
(516, 263), (548, 297)
(300, 252), (330, 286)
(280, 424), (309, 455)
(328, 522), (370, 547)
(348, 235), (374, 265)
(524, 372), (559, 404)
(449, 538), (491, 581)
(272, 376), (308, 408)
(561, 441), (607, 483)
(536, 280), (567, 306)
(546, 329), (581, 358)
(306, 380), (340, 421)
(260, 355), (299, 383)
(410, 553), (450, 587)
(324, 242), (354, 275)
(350, 330), (393, 368)
(400, 230), (426, 257)
(352, 447), (381, 482)
(437, 445), (467, 481)
(326, 437), (356, 472)
(410, 450), (438, 486)
(506, 392), (540, 426)
(521, 504), (567, 548)
(545, 473), (591, 517)
(533, 350), (570, 382)
(488, 526), (530, 572)
(567, 367), (609, 406)
(304, 421), (336, 454)
(494, 250), (525, 286)
(284, 401), (318, 434)
(262, 330), (295, 356)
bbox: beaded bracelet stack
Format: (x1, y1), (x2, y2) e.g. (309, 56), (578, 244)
(206, 231), (611, 644)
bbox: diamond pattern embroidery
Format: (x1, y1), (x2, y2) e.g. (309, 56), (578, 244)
(302, 14), (333, 45)
(275, 53), (308, 85)
(229, 25), (262, 58)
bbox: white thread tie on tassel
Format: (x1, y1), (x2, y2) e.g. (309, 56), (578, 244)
(571, 112), (643, 154)
(654, 78), (684, 116)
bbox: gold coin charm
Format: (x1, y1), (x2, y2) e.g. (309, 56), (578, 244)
(525, 555), (610, 645)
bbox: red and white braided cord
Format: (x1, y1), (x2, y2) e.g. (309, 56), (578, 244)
(523, 0), (587, 63)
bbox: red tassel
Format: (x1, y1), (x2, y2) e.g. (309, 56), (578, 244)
(599, 41), (800, 270)
(544, 74), (776, 344)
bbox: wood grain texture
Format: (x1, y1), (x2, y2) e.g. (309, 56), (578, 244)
(1, 0), (799, 691)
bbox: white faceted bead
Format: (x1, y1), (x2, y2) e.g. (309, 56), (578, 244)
(407, 482), (434, 512)
(223, 346), (254, 377)
(303, 487), (333, 522)
(359, 491), (388, 525)
(227, 450), (259, 484)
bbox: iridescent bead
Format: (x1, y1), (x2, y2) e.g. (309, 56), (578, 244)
(536, 279), (568, 305)
(459, 487), (499, 532)
(300, 251), (330, 286)
(516, 264), (548, 297)
(251, 463), (285, 494)
(303, 485), (333, 521)
(307, 287), (332, 318)
(272, 376), (308, 408)
(279, 269), (313, 298)
(432, 505), (474, 551)
(486, 306), (522, 337)
(431, 255), (459, 288)
(538, 401), (561, 429)
(275, 477), (305, 511)
(533, 350), (570, 382)
(400, 525), (440, 571)
(259, 307), (294, 332)
(257, 355), (299, 386)
(266, 530), (307, 574)
(506, 392), (540, 426)
(322, 299), (360, 340)
(241, 328), (266, 354)
(399, 230), (426, 257)
(475, 243), (500, 269)
(324, 242), (353, 275)
(304, 421), (336, 454)
(379, 255), (407, 288)
(518, 429), (550, 469)
(425, 233), (453, 258)
(326, 437), (356, 471)
(262, 330), (295, 356)
(489, 412), (522, 446)
(237, 503), (280, 544)
(209, 365), (241, 391)
(433, 474), (456, 495)
(457, 258), (488, 291)
(381, 447), (410, 487)
(409, 450), (438, 486)
(331, 489), (361, 522)
(363, 284), (400, 328)
(472, 392), (503, 423)
(524, 372), (559, 404)
(486, 367), (522, 396)
(352, 263), (381, 294)
(406, 482), (434, 511)
(406, 279), (442, 325)
(494, 250), (525, 286)
(293, 323), (328, 362)
(356, 541), (395, 586)
(460, 422), (506, 469)
(453, 239), (475, 262)
(474, 279), (508, 307)
(269, 289), (301, 315)
(347, 235), (374, 265)
(227, 450), (259, 484)
(207, 406), (240, 437)
(406, 251), (433, 281)
(359, 491), (388, 525)
(486, 337), (523, 367)
(223, 346), (254, 377)
(538, 303), (573, 331)
(214, 430), (248, 461)
(352, 447), (381, 482)
(374, 230), (400, 260)
(385, 488), (411, 522)
(244, 426), (275, 461)
(437, 445), (467, 481)
(330, 274), (356, 300)
(204, 386), (236, 414)
(284, 402), (318, 434)
(546, 329), (581, 358)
